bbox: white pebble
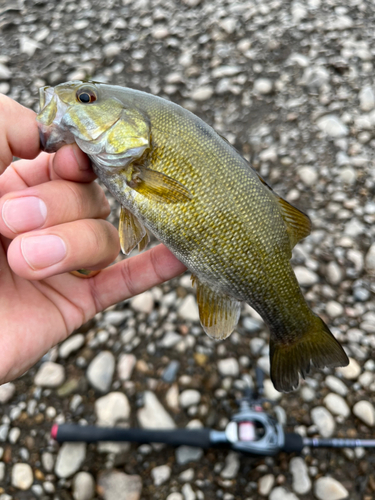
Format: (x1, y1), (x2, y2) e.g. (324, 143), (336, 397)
(217, 358), (239, 377)
(11, 463), (34, 490)
(311, 406), (335, 438)
(353, 400), (375, 427)
(337, 358), (361, 380)
(178, 295), (200, 321)
(294, 267), (319, 286)
(258, 474), (275, 496)
(316, 115), (348, 137)
(298, 166), (318, 186)
(290, 456), (311, 494)
(95, 392), (130, 426)
(323, 393), (350, 418)
(325, 301), (344, 318)
(191, 86), (214, 102)
(359, 85), (375, 111)
(151, 464), (171, 486)
(254, 78), (273, 95)
(179, 389), (201, 408)
(131, 291), (154, 313)
(325, 376), (348, 396)
(59, 334), (85, 359)
(34, 362), (65, 388)
(314, 477), (348, 500)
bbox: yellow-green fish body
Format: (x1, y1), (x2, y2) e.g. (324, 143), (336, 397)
(37, 81), (348, 392)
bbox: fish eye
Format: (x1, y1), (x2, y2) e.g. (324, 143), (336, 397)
(76, 88), (97, 104)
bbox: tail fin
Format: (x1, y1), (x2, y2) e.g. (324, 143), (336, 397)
(270, 317), (349, 393)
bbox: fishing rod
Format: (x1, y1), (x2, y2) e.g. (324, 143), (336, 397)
(51, 369), (375, 456)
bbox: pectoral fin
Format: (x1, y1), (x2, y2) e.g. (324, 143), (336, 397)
(192, 275), (241, 340)
(128, 167), (192, 203)
(119, 206), (148, 255)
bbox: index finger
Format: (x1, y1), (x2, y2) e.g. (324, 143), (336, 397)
(0, 94), (40, 173)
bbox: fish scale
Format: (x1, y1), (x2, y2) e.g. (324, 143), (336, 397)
(36, 81), (349, 392)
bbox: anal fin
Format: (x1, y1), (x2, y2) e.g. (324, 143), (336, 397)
(119, 206), (148, 255)
(192, 275), (241, 340)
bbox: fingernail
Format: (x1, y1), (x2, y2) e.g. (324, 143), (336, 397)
(21, 235), (66, 269)
(2, 197), (47, 233)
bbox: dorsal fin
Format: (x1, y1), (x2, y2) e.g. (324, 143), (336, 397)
(256, 172), (311, 248)
(276, 196), (312, 248)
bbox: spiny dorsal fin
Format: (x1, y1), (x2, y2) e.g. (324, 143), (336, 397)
(191, 275), (241, 340)
(256, 172), (311, 248)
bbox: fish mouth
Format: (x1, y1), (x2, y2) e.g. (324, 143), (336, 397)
(36, 86), (75, 153)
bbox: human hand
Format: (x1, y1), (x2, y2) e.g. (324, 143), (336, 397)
(0, 95), (187, 384)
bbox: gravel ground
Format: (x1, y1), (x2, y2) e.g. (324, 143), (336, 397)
(1, 0), (375, 499)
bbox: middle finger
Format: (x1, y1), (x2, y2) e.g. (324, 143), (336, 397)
(0, 180), (110, 238)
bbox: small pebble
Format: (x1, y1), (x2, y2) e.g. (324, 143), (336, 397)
(258, 474), (275, 496)
(11, 463), (34, 490)
(311, 406), (335, 438)
(151, 465), (171, 486)
(73, 471), (96, 500)
(314, 477), (349, 500)
(95, 392), (130, 426)
(217, 358), (239, 377)
(337, 358), (361, 380)
(55, 443), (86, 478)
(324, 393), (350, 418)
(86, 351), (115, 392)
(290, 457), (311, 494)
(34, 362), (65, 388)
(353, 400), (375, 427)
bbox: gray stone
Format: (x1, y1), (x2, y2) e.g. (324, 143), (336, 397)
(55, 443), (86, 478)
(311, 406), (335, 438)
(258, 474), (275, 496)
(314, 477), (349, 500)
(0, 425), (9, 442)
(326, 262), (342, 285)
(166, 494), (184, 500)
(95, 392), (130, 426)
(290, 457), (311, 494)
(19, 36), (41, 56)
(294, 267), (319, 286)
(103, 310), (129, 326)
(324, 394), (350, 418)
(162, 361), (180, 383)
(317, 115), (348, 138)
(353, 400), (375, 427)
(151, 465), (171, 486)
(87, 351), (115, 392)
(73, 472), (96, 500)
(179, 389), (201, 408)
(179, 468), (194, 482)
(0, 83), (9, 94)
(0, 462), (5, 482)
(191, 87), (214, 102)
(178, 295), (200, 321)
(269, 487), (299, 500)
(301, 386), (315, 402)
(9, 427), (20, 444)
(359, 86), (375, 112)
(365, 243), (375, 274)
(254, 78), (273, 95)
(34, 362), (65, 388)
(117, 354), (136, 381)
(11, 463), (34, 490)
(41, 452), (55, 472)
(176, 445), (203, 465)
(298, 166), (318, 186)
(137, 391), (176, 429)
(131, 291), (154, 314)
(0, 64), (11, 80)
(217, 358), (239, 377)
(0, 383), (16, 403)
(59, 334), (85, 359)
(160, 331), (183, 348)
(220, 452), (240, 479)
(98, 471), (142, 500)
(181, 483), (196, 500)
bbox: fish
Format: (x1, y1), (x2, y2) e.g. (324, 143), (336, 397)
(36, 81), (349, 392)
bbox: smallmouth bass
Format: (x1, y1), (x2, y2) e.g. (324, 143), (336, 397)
(36, 81), (348, 392)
